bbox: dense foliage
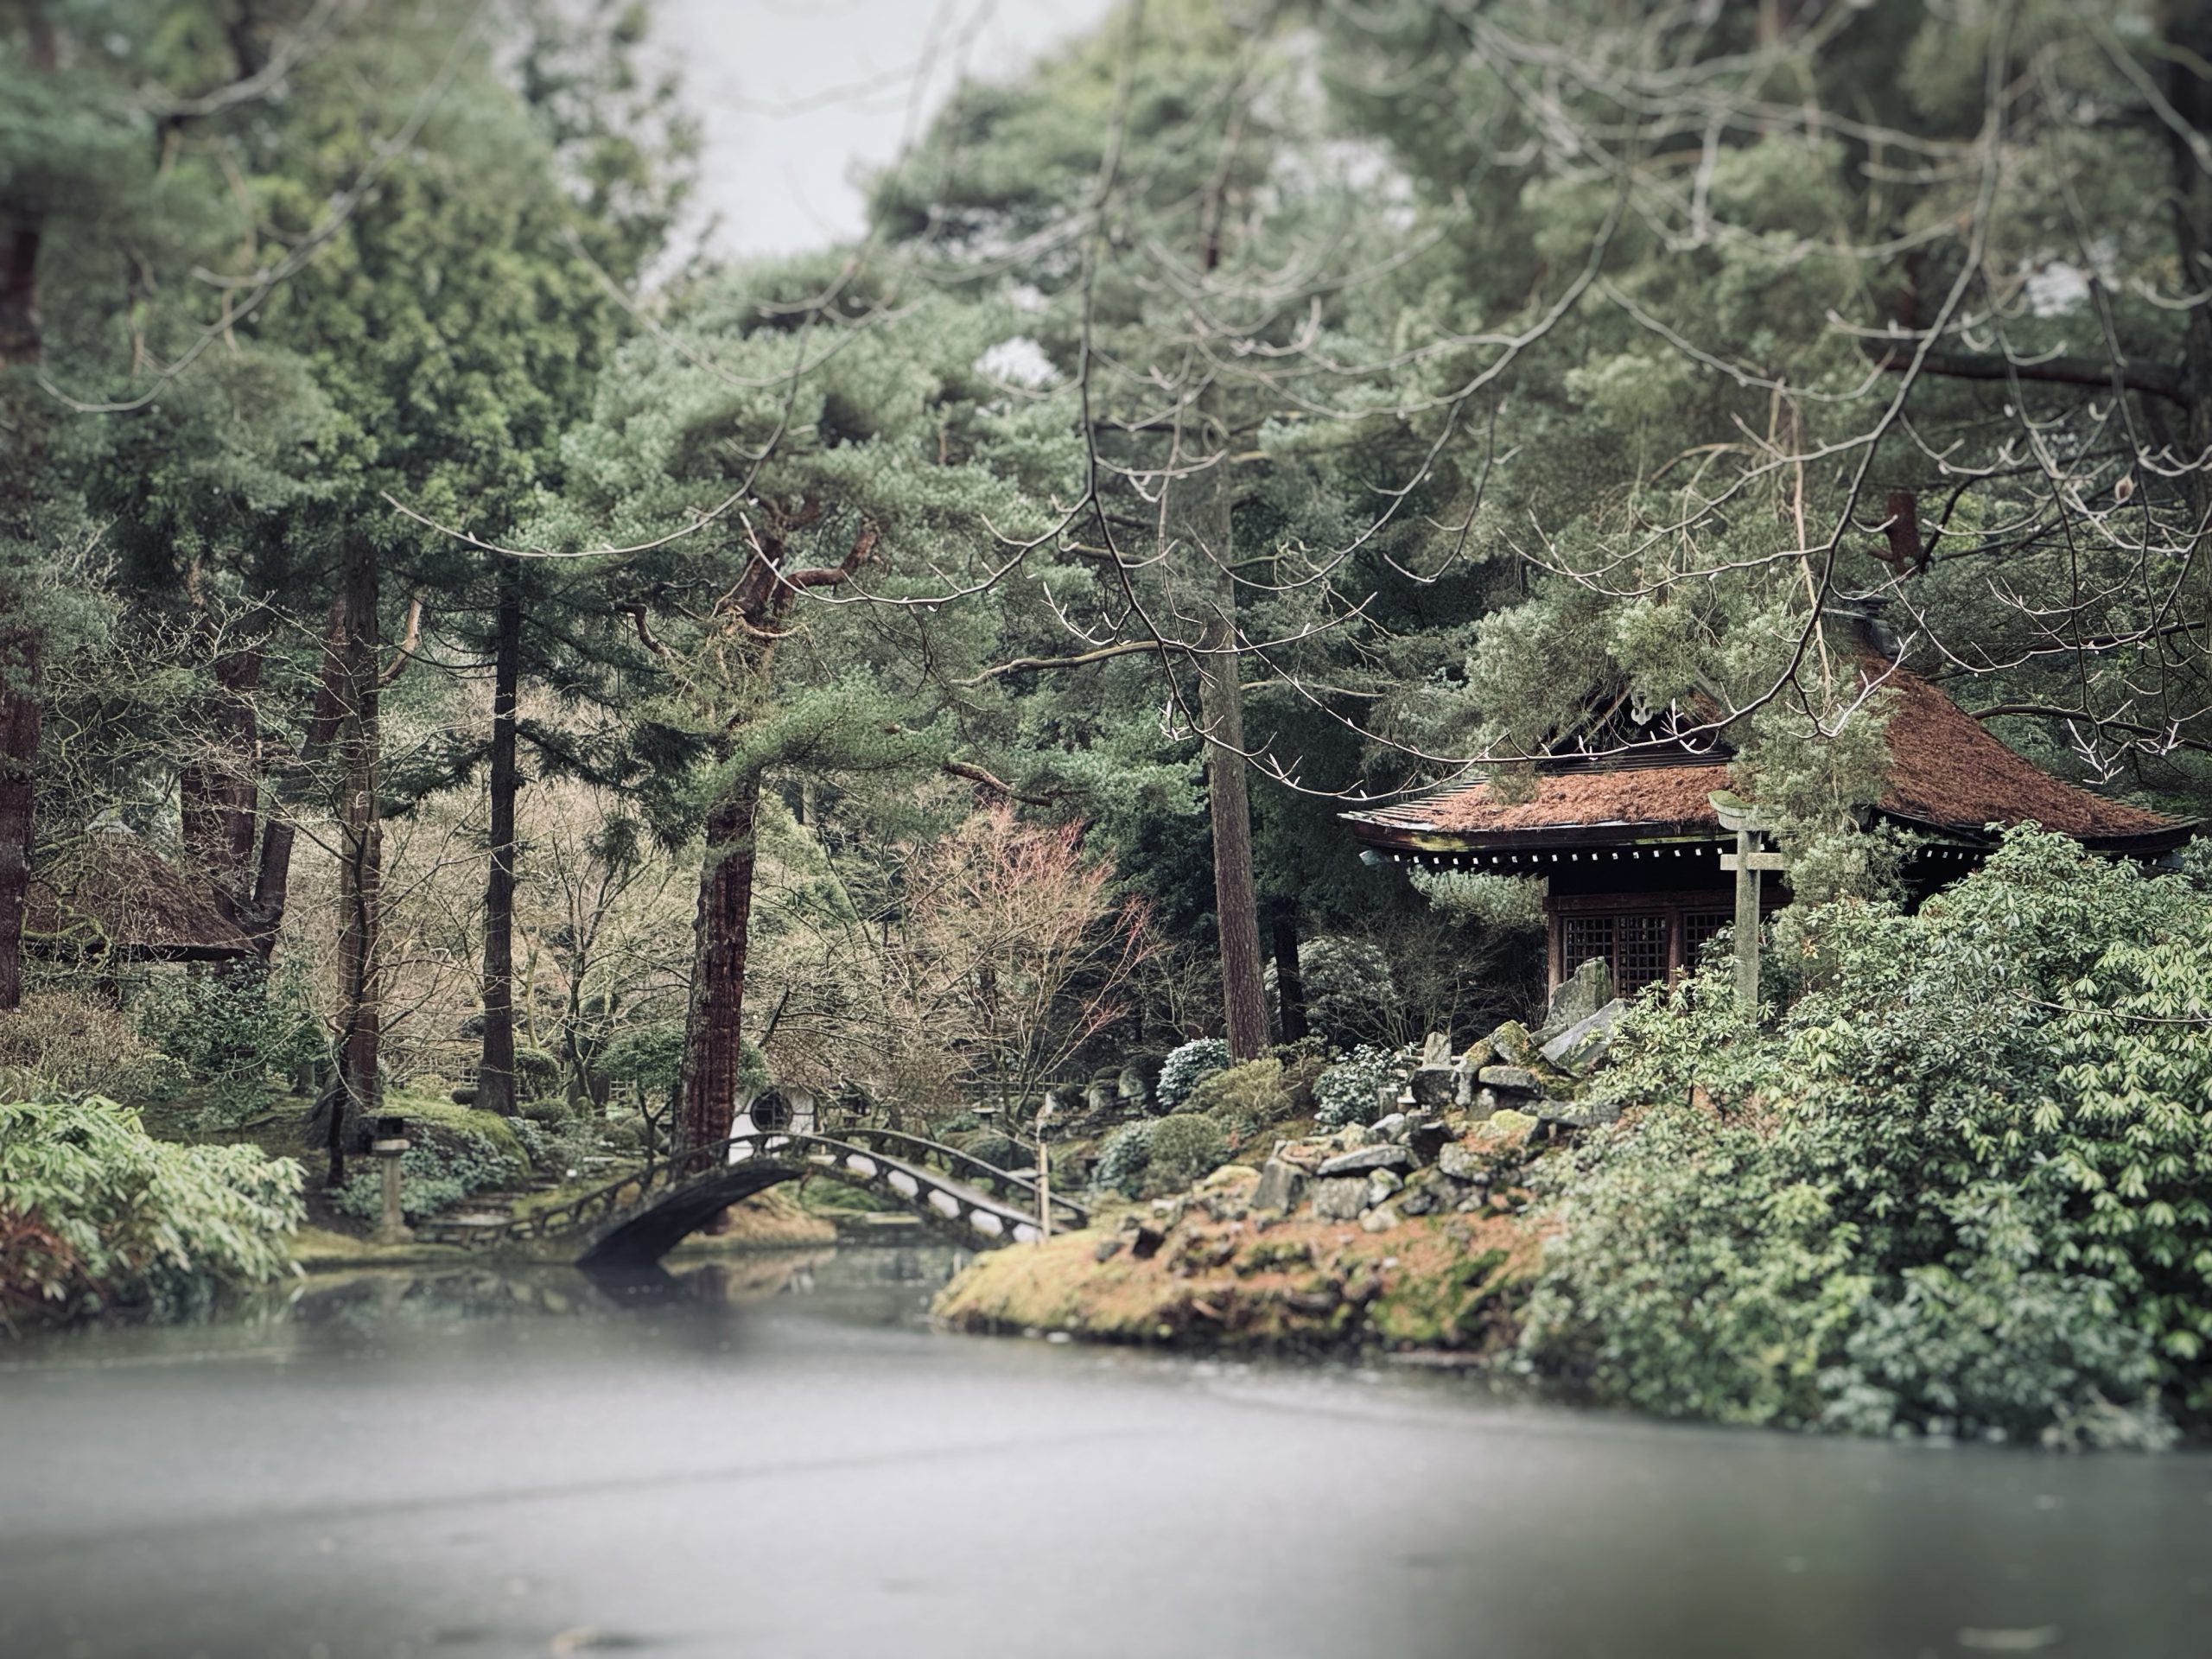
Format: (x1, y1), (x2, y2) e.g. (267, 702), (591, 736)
(334, 1126), (519, 1226)
(1092, 1111), (1229, 1202)
(1188, 1058), (1306, 1146)
(11, 0), (2212, 1445)
(1524, 830), (2212, 1447)
(1314, 1047), (1397, 1130)
(1156, 1040), (1232, 1113)
(0, 1096), (302, 1327)
(1093, 1120), (1156, 1199)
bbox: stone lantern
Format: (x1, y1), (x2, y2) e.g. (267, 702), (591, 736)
(370, 1114), (411, 1244)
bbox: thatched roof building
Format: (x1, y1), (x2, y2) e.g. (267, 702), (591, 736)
(26, 829), (255, 963)
(1343, 663), (2190, 995)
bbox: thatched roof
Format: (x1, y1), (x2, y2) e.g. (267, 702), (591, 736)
(1351, 760), (1734, 843)
(1345, 666), (2189, 857)
(1878, 670), (2176, 842)
(26, 830), (255, 960)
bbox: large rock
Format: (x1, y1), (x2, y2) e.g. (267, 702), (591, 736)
(1317, 1144), (1414, 1178)
(1539, 998), (1629, 1074)
(1372, 1111), (1410, 1142)
(1408, 1067), (1459, 1110)
(1365, 1166), (1404, 1205)
(1535, 1098), (1625, 1131)
(1313, 1177), (1370, 1221)
(1118, 1054), (1166, 1110)
(1478, 1065), (1541, 1095)
(1437, 1142), (1491, 1182)
(1250, 1157), (1308, 1214)
(1488, 1020), (1540, 1069)
(1360, 1205), (1401, 1234)
(1541, 957), (1613, 1035)
(302, 1085), (374, 1155)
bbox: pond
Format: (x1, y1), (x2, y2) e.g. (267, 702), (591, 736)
(2, 1245), (2206, 1658)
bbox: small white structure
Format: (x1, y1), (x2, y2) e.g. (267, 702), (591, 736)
(727, 1085), (817, 1161)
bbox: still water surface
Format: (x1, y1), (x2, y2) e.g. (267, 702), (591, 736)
(1, 1246), (2207, 1659)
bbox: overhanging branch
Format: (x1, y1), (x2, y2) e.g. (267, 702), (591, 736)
(1869, 343), (2189, 407)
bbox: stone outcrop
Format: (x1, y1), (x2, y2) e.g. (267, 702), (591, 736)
(1250, 1157), (1307, 1213)
(1538, 998), (1628, 1074)
(1317, 1145), (1413, 1178)
(1541, 957), (1613, 1034)
(1313, 1177), (1370, 1221)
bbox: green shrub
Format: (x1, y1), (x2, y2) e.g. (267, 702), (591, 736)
(335, 1128), (521, 1225)
(134, 961), (321, 1116)
(1313, 1046), (1395, 1128)
(511, 1109), (612, 1181)
(1522, 828), (2212, 1448)
(1280, 1052), (1327, 1114)
(1094, 1121), (1154, 1197)
(1292, 936), (1398, 1047)
(384, 1098), (529, 1167)
(1189, 1058), (1291, 1142)
(957, 1130), (1022, 1172)
(1144, 1113), (1229, 1194)
(1157, 1039), (1230, 1110)
(512, 1045), (567, 1101)
(599, 1023), (685, 1096)
(0, 1094), (302, 1325)
(0, 991), (173, 1100)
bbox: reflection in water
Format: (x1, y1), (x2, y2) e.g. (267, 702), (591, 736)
(5, 1243), (2209, 1659)
(0, 1244), (970, 1365)
(272, 1243), (972, 1339)
(658, 1242), (969, 1327)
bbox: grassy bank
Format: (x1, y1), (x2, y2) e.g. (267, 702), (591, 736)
(935, 1161), (1541, 1353)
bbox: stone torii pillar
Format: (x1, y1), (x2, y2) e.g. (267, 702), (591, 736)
(1711, 793), (1786, 1014)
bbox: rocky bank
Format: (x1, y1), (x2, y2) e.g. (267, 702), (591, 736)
(933, 962), (1633, 1355)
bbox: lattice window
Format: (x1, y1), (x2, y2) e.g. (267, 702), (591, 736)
(1562, 914), (1613, 977)
(1684, 911), (1732, 962)
(1616, 914), (1670, 994)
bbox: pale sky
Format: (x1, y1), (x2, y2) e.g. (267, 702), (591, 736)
(652, 0), (1114, 262)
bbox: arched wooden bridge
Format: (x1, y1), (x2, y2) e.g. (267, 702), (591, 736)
(412, 1127), (1087, 1268)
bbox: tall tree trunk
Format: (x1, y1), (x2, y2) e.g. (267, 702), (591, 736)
(477, 558), (522, 1116)
(0, 218), (40, 370)
(2165, 5), (2212, 476)
(0, 8), (54, 1013)
(0, 637), (39, 1012)
(245, 601), (346, 959)
(1173, 389), (1269, 1060)
(1270, 912), (1306, 1044)
(0, 2), (54, 360)
(327, 538), (382, 1185)
(665, 509), (873, 1155)
(678, 767), (762, 1154)
(1198, 636), (1268, 1058)
(181, 643), (264, 925)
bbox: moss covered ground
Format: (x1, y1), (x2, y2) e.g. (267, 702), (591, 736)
(934, 1163), (1543, 1354)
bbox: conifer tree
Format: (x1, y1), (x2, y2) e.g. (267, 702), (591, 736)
(536, 266), (1071, 1149)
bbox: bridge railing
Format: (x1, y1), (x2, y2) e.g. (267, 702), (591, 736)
(822, 1126), (1088, 1230)
(412, 1125), (1085, 1249)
